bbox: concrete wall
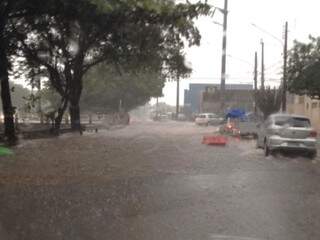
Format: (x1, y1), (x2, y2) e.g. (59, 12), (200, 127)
(200, 89), (254, 113)
(184, 84), (253, 113)
(288, 95), (320, 131)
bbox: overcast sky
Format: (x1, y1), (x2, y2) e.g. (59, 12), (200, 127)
(156, 0), (320, 106)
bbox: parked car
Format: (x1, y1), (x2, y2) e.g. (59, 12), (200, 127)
(195, 113), (224, 126)
(256, 113), (317, 158)
(177, 113), (187, 121)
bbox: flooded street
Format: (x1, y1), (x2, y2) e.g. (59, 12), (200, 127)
(1, 120), (320, 240)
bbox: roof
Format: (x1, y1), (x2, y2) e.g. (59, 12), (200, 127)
(270, 113), (310, 119)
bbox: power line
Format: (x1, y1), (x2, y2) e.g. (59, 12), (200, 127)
(265, 67), (282, 74)
(265, 60), (283, 70)
(251, 23), (283, 45)
(227, 54), (253, 66)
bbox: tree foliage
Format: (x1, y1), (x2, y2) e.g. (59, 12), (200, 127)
(1, 0), (58, 142)
(255, 87), (282, 119)
(10, 0), (211, 131)
(0, 82), (30, 113)
(288, 36), (320, 99)
(1, 0), (212, 136)
(81, 63), (165, 113)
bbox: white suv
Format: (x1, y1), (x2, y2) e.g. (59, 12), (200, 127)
(195, 113), (223, 126)
(257, 113), (317, 158)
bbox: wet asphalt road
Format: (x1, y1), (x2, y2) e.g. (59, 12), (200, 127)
(1, 120), (320, 240)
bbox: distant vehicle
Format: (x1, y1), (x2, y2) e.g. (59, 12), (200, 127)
(195, 113), (224, 126)
(257, 113), (317, 158)
(166, 112), (174, 119)
(160, 114), (169, 119)
(152, 113), (169, 121)
(177, 113), (187, 121)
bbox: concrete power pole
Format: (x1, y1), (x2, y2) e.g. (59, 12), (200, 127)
(176, 73), (180, 118)
(254, 51), (258, 115)
(156, 97), (159, 119)
(282, 22), (288, 112)
(260, 40), (265, 89)
(220, 0), (228, 111)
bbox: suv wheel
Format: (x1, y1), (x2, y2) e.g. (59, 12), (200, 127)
(307, 151), (317, 160)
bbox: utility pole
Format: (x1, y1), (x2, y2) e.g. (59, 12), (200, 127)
(254, 51), (258, 115)
(119, 99), (122, 112)
(36, 75), (43, 124)
(260, 39), (265, 89)
(282, 21), (288, 112)
(156, 97), (159, 119)
(176, 73), (180, 118)
(220, 0), (228, 111)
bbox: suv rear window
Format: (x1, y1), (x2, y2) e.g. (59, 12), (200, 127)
(274, 116), (311, 127)
(290, 117), (311, 127)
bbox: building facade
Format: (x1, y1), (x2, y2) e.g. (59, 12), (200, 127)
(184, 83), (253, 114)
(287, 94), (320, 131)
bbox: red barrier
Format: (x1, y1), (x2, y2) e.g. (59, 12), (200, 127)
(202, 135), (228, 146)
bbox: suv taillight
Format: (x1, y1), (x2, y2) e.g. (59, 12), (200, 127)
(310, 131), (317, 138)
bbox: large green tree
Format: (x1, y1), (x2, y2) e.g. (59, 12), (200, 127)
(288, 36), (320, 99)
(81, 64), (165, 113)
(0, 0), (55, 142)
(0, 1), (29, 143)
(13, 0), (211, 131)
(255, 87), (282, 119)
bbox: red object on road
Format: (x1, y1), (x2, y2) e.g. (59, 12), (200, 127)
(202, 135), (228, 146)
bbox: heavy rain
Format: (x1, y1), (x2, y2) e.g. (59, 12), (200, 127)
(1, 1), (320, 240)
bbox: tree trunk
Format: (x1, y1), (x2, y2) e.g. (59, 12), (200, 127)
(70, 102), (81, 130)
(0, 77), (16, 143)
(53, 97), (69, 134)
(69, 70), (83, 131)
(0, 20), (16, 144)
(64, 114), (69, 125)
(53, 112), (63, 134)
(69, 83), (82, 131)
